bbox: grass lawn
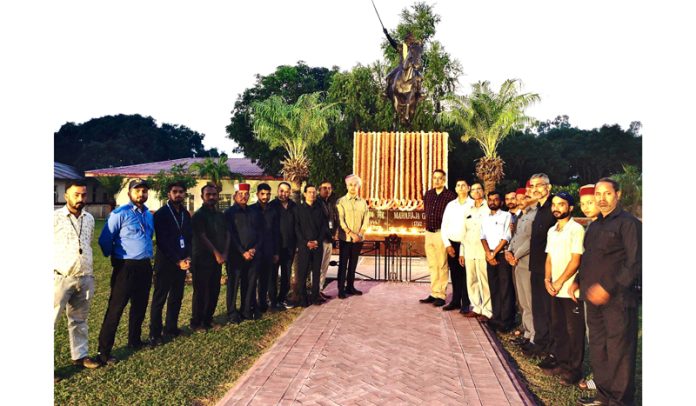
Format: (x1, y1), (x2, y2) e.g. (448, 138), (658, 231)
(54, 220), (301, 405)
(495, 306), (642, 406)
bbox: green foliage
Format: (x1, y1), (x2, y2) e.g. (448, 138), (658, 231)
(251, 92), (340, 162)
(55, 114), (219, 171)
(54, 220), (301, 405)
(438, 79), (541, 158)
(612, 164), (642, 217)
(189, 156), (242, 193)
(381, 2), (440, 65)
(552, 182), (583, 216)
(95, 176), (126, 208)
(226, 62), (339, 175)
(150, 164), (198, 201)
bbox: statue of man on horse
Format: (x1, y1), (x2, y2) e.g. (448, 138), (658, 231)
(383, 28), (424, 126)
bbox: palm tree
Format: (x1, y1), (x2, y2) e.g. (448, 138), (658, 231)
(438, 79), (540, 192)
(189, 156), (241, 192)
(96, 175), (126, 210)
(250, 92), (340, 199)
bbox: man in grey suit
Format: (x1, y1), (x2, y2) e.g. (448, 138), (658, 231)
(505, 187), (537, 347)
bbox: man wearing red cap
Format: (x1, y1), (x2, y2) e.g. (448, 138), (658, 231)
(579, 184), (600, 222)
(225, 183), (264, 321)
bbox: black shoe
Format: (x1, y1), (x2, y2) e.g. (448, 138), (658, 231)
(576, 396), (607, 406)
(312, 296), (327, 305)
(537, 354), (558, 370)
(511, 337), (528, 346)
(541, 366), (564, 376)
(163, 328), (184, 337)
(190, 324), (206, 333)
(253, 310), (263, 319)
(432, 299), (446, 307)
(95, 354), (117, 366)
(228, 312), (243, 324)
(442, 303), (459, 311)
(280, 300), (294, 309)
(346, 287), (363, 295)
(419, 295), (436, 303)
(320, 292), (332, 299)
(148, 337), (164, 348)
(560, 370), (582, 386)
(338, 292), (347, 299)
(72, 357), (101, 369)
(127, 340), (146, 350)
(271, 302), (287, 311)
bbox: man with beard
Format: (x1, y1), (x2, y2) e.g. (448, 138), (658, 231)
(190, 183), (229, 332)
(440, 179), (472, 312)
(506, 188), (537, 348)
(480, 191), (514, 332)
(419, 169), (457, 306)
(149, 181), (192, 346)
(54, 180), (100, 371)
(543, 192), (585, 385)
(295, 185), (330, 306)
(248, 183), (280, 313)
(225, 183), (264, 321)
(505, 191), (521, 235)
(458, 183), (491, 319)
(94, 179), (155, 365)
(336, 174), (370, 299)
(573, 179), (641, 406)
(524, 173), (557, 366)
(268, 182), (296, 309)
(318, 181), (339, 299)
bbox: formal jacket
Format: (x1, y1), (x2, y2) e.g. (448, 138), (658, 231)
(268, 198), (297, 250)
(295, 200), (330, 249)
(249, 202), (280, 257)
(224, 203), (264, 256)
(507, 206), (538, 272)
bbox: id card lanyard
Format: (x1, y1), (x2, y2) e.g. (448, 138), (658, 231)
(167, 202), (186, 249)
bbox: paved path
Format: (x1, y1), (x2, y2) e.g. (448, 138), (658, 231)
(217, 281), (535, 406)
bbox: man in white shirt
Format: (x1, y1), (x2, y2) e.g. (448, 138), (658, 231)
(480, 191), (514, 332)
(440, 180), (472, 311)
(458, 183), (491, 319)
(54, 180), (100, 372)
(543, 192), (585, 386)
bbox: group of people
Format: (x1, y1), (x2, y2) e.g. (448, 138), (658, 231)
(54, 169), (641, 405)
(54, 175), (371, 373)
(420, 170), (641, 406)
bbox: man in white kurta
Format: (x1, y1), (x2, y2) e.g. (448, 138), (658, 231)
(458, 183), (491, 318)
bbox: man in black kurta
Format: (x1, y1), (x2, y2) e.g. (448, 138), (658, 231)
(572, 178), (641, 406)
(248, 183), (280, 313)
(268, 182), (297, 308)
(224, 183), (264, 321)
(190, 184), (229, 331)
(295, 185), (330, 306)
(149, 182), (192, 344)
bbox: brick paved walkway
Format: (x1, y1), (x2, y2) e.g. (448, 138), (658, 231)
(217, 281), (535, 406)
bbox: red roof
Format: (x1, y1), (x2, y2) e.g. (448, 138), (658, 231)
(84, 157), (280, 180)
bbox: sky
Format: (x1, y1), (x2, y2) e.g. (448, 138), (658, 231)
(1, 0), (694, 403)
(2, 0), (690, 155)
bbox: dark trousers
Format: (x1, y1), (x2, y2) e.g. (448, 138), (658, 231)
(487, 253), (516, 329)
(550, 297), (585, 379)
(447, 240), (470, 309)
(98, 258), (153, 357)
(296, 245), (322, 302)
(274, 247), (295, 304)
(586, 298), (638, 405)
(338, 240), (363, 293)
(227, 255), (259, 318)
(530, 271), (553, 351)
(256, 254), (273, 309)
(149, 254), (186, 338)
(190, 258), (221, 328)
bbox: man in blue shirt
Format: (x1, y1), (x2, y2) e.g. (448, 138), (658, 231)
(93, 178), (155, 366)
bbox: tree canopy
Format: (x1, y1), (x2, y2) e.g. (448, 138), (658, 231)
(54, 114), (219, 171)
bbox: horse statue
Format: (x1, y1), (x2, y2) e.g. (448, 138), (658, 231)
(384, 30), (424, 126)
